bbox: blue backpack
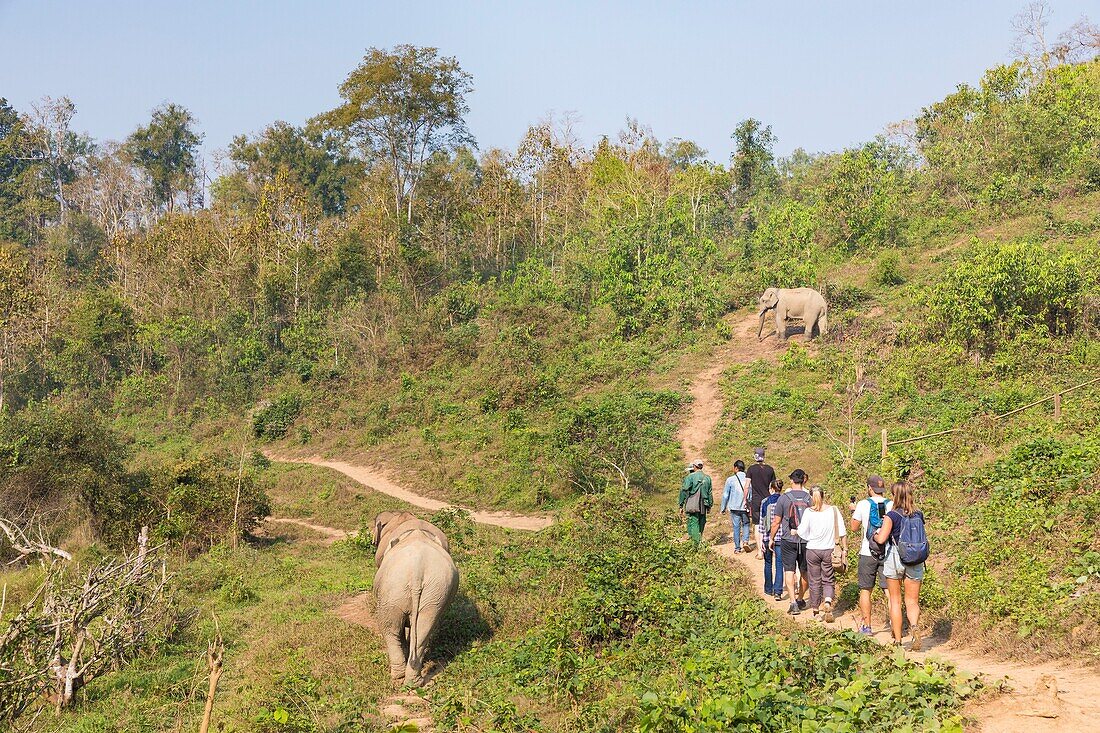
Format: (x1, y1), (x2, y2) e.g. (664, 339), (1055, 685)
(865, 500), (888, 560)
(896, 510), (930, 566)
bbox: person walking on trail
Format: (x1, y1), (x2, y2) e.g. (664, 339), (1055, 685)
(850, 475), (893, 636)
(759, 479), (785, 599)
(769, 468), (812, 615)
(874, 481), (928, 649)
(746, 447), (776, 558)
(793, 485), (847, 622)
(720, 460), (752, 552)
(678, 459), (713, 544)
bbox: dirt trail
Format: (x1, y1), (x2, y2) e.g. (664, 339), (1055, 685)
(265, 453), (553, 530)
(682, 311), (1100, 732)
(264, 516), (355, 544)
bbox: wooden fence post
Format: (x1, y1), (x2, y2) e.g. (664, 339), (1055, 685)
(881, 429), (888, 460)
(1054, 393), (1062, 421)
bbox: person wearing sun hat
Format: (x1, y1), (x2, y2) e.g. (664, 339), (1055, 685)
(678, 459), (713, 543)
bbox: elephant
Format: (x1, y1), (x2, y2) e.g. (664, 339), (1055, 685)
(372, 511), (450, 568)
(757, 287), (829, 341)
(372, 512), (458, 687)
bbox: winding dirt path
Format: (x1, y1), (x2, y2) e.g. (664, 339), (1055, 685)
(264, 516), (355, 544)
(265, 453), (553, 530)
(683, 311), (1100, 732)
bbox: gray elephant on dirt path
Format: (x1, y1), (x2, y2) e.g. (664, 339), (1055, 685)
(372, 511), (450, 568)
(372, 512), (458, 687)
(757, 287), (829, 341)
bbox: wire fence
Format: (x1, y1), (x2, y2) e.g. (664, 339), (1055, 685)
(880, 375), (1100, 458)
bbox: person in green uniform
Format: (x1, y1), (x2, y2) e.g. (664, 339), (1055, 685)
(679, 459), (713, 543)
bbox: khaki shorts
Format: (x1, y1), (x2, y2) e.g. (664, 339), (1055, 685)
(883, 548), (926, 581)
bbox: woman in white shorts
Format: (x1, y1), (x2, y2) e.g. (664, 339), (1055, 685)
(873, 482), (925, 650)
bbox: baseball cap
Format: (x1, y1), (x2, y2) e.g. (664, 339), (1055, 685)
(867, 474), (886, 494)
(692, 459), (704, 469)
(753, 447), (765, 462)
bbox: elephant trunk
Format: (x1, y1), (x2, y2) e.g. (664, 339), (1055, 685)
(757, 308), (768, 340)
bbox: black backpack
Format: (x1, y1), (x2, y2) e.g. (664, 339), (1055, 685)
(786, 491), (811, 532)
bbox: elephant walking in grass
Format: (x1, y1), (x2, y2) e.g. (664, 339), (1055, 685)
(757, 287), (829, 341)
(372, 512), (458, 687)
(372, 510), (450, 568)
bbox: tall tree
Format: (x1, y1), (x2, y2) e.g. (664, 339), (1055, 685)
(220, 121), (358, 217)
(730, 118), (777, 207)
(0, 99), (36, 242)
(317, 45), (474, 223)
(125, 103), (202, 213)
(15, 97), (90, 224)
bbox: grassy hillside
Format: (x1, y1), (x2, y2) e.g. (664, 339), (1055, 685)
(1, 42), (1098, 733)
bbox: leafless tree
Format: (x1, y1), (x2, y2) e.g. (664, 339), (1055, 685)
(0, 515), (72, 563)
(0, 527), (173, 722)
(1054, 16), (1100, 64)
(1012, 1), (1054, 67)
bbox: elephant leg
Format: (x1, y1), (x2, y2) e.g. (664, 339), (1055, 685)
(404, 600), (447, 686)
(775, 308), (786, 340)
(818, 310), (828, 337)
(804, 309), (818, 340)
(382, 613), (410, 682)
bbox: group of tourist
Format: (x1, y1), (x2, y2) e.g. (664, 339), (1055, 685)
(678, 449), (927, 648)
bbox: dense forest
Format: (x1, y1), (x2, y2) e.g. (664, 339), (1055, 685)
(1, 6), (1099, 732)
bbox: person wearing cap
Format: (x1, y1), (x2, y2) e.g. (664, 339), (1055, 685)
(678, 459), (713, 543)
(770, 468), (812, 614)
(746, 447), (776, 557)
(850, 474), (893, 635)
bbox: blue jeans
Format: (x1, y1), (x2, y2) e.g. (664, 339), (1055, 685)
(729, 510), (750, 550)
(763, 539), (784, 595)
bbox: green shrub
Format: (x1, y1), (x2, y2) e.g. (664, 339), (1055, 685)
(252, 392), (302, 439)
(873, 251), (905, 286)
(925, 239), (1095, 353)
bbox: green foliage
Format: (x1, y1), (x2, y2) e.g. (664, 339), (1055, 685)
(917, 60), (1100, 207)
(125, 102), (203, 211)
(873, 251), (906, 286)
(220, 121), (359, 216)
(0, 399), (127, 532)
(146, 454), (271, 553)
(556, 390), (683, 493)
(253, 393), (303, 440)
(924, 238), (1097, 353)
(434, 497), (975, 731)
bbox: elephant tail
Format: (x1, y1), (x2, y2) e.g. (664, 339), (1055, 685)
(404, 581), (424, 682)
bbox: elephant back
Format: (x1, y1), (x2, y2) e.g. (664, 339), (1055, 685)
(376, 521), (451, 567)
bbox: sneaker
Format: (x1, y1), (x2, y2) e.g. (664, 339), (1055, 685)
(788, 603), (801, 616)
(823, 601), (834, 623)
(858, 624), (873, 636)
(773, 593), (784, 602)
(764, 587), (774, 596)
(911, 626), (923, 652)
(796, 599), (808, 611)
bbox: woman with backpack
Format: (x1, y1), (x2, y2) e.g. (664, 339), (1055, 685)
(873, 481), (928, 649)
(791, 485), (847, 623)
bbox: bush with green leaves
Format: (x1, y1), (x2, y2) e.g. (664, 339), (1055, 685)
(924, 238), (1097, 353)
(252, 392), (303, 439)
(432, 496), (976, 732)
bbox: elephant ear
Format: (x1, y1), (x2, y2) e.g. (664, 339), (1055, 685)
(373, 511), (395, 547)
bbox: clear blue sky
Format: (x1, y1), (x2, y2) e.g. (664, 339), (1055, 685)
(1, 1), (1095, 165)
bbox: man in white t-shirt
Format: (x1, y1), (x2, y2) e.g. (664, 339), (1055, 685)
(849, 475), (892, 636)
